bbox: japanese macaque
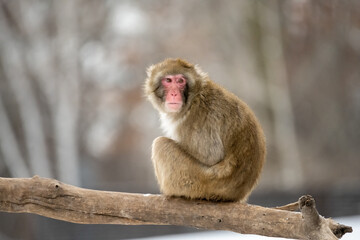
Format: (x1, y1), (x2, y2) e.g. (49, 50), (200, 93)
(144, 58), (266, 202)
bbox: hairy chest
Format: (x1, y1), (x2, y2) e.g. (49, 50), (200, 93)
(159, 111), (224, 165)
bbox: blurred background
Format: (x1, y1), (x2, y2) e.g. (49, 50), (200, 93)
(0, 0), (359, 239)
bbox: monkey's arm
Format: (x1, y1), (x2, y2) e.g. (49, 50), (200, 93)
(152, 136), (234, 192)
(153, 136), (242, 200)
(152, 136), (210, 198)
(152, 136), (207, 175)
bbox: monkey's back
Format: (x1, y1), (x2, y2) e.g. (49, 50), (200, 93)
(179, 80), (266, 201)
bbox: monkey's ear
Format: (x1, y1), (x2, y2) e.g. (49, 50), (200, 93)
(146, 65), (156, 78)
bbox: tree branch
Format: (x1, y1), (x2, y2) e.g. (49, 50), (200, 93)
(0, 176), (352, 239)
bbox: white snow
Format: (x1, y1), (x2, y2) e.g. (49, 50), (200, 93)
(131, 215), (360, 240)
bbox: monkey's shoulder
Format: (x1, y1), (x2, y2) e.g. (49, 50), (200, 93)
(196, 81), (246, 118)
(195, 81), (262, 140)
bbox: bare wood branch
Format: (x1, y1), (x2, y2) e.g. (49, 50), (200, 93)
(0, 177), (352, 239)
(275, 201), (299, 211)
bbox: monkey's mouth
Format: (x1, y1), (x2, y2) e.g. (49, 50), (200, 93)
(165, 102), (183, 112)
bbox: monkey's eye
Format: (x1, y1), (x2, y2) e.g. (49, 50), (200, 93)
(165, 78), (172, 83)
(177, 78), (185, 84)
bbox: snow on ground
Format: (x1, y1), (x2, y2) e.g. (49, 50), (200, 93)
(132, 215), (359, 240)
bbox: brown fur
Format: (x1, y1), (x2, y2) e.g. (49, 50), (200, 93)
(145, 58), (266, 202)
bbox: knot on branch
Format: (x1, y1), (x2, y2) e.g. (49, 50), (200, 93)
(31, 175), (64, 199)
(328, 219), (353, 238)
(299, 195), (321, 227)
(298, 195), (353, 240)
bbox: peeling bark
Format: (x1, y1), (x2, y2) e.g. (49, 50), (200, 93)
(0, 177), (352, 239)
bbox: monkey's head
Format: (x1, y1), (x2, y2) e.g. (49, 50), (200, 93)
(145, 58), (207, 114)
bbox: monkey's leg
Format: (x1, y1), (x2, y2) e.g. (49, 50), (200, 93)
(151, 136), (208, 199)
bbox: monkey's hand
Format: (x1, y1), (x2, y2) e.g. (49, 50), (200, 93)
(203, 154), (236, 179)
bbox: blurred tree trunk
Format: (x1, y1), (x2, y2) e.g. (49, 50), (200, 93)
(0, 97), (30, 177)
(0, 1), (81, 185)
(252, 1), (304, 189)
(0, 6), (51, 178)
(53, 0), (81, 186)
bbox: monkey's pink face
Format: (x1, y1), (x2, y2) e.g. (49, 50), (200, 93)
(161, 74), (187, 113)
